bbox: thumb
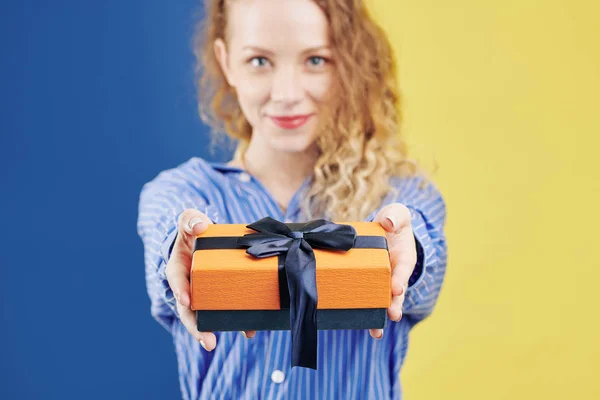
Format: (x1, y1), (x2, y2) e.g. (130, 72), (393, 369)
(167, 209), (213, 308)
(178, 209), (213, 237)
(372, 203), (411, 234)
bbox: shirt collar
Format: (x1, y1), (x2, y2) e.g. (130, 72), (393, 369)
(208, 161), (245, 173)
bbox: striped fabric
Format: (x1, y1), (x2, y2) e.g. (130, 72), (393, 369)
(136, 157), (447, 400)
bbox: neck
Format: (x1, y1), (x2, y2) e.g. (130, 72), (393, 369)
(245, 141), (318, 187)
(232, 134), (319, 211)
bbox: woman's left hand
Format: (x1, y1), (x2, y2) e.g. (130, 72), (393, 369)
(370, 203), (417, 339)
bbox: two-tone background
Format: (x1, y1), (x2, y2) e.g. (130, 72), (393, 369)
(1, 0), (598, 398)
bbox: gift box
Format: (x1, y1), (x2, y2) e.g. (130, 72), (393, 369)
(190, 217), (391, 369)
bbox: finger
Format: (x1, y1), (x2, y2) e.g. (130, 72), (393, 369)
(374, 203), (416, 281)
(388, 293), (405, 322)
(176, 301), (217, 351)
(198, 331), (217, 351)
(166, 255), (192, 308)
(389, 231), (417, 291)
(167, 209), (214, 307)
(391, 274), (404, 297)
(178, 208), (213, 238)
(240, 330), (257, 339)
(372, 203), (411, 234)
(177, 301), (202, 341)
(369, 328), (384, 339)
(373, 203), (416, 295)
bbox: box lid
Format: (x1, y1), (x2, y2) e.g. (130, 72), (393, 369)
(190, 222), (391, 311)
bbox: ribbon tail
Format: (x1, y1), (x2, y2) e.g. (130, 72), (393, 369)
(284, 239), (318, 369)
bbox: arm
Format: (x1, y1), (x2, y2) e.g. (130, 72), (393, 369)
(136, 169), (220, 333)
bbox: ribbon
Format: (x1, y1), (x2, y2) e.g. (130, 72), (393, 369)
(236, 217), (357, 369)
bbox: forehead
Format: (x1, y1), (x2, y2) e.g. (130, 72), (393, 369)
(227, 0), (330, 50)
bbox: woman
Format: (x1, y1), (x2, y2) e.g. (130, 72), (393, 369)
(137, 0), (447, 398)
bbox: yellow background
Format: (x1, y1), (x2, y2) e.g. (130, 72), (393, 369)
(368, 1), (600, 399)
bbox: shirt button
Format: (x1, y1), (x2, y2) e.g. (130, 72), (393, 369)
(271, 369), (285, 384)
(238, 172), (251, 182)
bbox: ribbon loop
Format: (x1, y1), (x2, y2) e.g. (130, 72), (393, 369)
(236, 216), (357, 369)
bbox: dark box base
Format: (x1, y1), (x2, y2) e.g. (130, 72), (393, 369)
(197, 308), (388, 332)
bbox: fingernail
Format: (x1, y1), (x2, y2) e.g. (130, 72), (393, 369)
(188, 217), (203, 233)
(385, 216), (395, 230)
(198, 338), (206, 350)
(395, 313), (403, 322)
(377, 331), (384, 339)
(240, 331), (247, 338)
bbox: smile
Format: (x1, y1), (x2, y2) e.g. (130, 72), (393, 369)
(269, 114), (314, 130)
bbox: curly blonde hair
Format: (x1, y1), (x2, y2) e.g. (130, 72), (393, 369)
(193, 0), (429, 221)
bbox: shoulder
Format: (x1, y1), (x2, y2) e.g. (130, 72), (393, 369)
(138, 157), (237, 225)
(137, 157), (244, 225)
(390, 174), (445, 207)
(139, 156), (238, 200)
(142, 157), (217, 189)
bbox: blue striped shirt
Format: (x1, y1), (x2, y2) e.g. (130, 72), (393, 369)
(136, 157), (447, 400)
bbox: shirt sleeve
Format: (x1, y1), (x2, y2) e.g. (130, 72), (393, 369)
(368, 176), (448, 326)
(136, 168), (221, 333)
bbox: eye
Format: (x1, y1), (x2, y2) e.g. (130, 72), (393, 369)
(307, 56), (327, 67)
(249, 56), (270, 68)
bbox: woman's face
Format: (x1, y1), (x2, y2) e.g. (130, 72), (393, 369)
(215, 0), (334, 154)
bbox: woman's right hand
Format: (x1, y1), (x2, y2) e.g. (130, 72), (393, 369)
(165, 209), (257, 351)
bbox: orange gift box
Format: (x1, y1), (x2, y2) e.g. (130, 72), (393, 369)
(190, 217), (391, 369)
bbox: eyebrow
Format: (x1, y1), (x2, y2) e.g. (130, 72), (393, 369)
(242, 46), (275, 55)
(242, 45), (331, 55)
(302, 45), (331, 54)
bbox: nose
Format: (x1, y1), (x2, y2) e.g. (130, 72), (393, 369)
(270, 65), (303, 106)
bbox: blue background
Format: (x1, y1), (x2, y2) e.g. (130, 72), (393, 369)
(0, 1), (230, 398)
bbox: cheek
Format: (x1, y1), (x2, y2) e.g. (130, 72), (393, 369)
(235, 73), (271, 109)
(305, 73), (333, 102)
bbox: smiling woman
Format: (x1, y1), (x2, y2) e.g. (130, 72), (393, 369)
(196, 0), (422, 221)
(137, 0), (448, 399)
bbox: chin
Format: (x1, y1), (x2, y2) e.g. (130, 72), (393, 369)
(268, 133), (316, 154)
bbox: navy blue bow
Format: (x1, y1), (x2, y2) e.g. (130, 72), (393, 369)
(237, 216), (357, 369)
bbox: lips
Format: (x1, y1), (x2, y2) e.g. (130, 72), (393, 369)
(269, 114), (313, 129)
